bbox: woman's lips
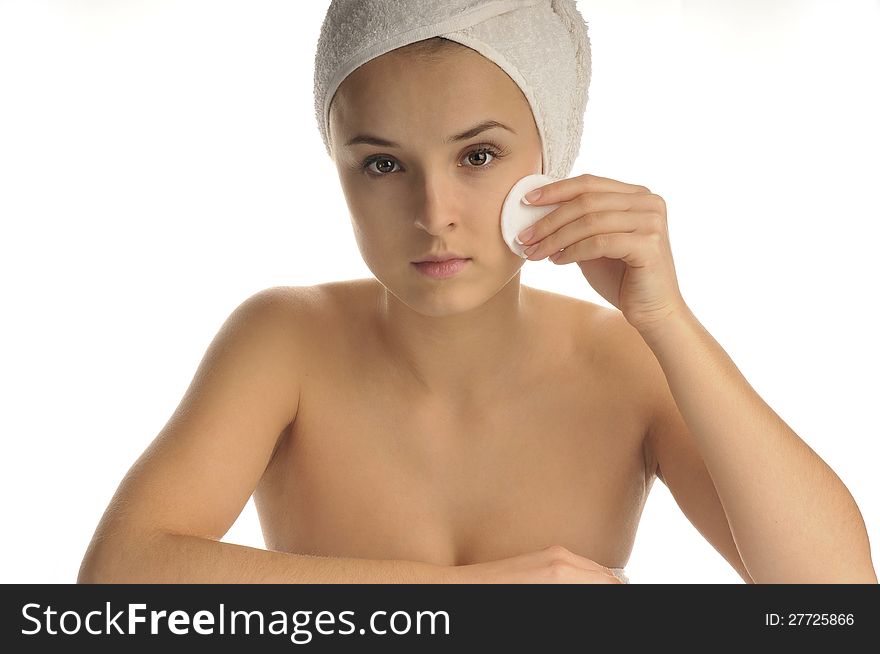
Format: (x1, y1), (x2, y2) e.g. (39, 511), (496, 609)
(412, 258), (471, 279)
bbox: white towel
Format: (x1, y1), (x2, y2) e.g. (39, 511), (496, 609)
(313, 0), (592, 180)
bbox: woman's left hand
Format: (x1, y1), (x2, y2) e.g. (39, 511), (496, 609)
(516, 173), (688, 335)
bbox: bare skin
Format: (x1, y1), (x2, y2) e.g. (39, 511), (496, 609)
(78, 41), (664, 584)
(77, 280), (651, 584)
(261, 42), (652, 573)
(81, 38), (829, 584)
(253, 279), (655, 574)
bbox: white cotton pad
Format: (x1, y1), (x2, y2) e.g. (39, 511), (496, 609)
(500, 173), (562, 258)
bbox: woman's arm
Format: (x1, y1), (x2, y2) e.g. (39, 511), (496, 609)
(77, 530), (448, 584)
(77, 536), (622, 584)
(639, 305), (877, 584)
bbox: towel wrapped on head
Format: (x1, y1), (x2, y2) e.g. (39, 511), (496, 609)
(313, 0), (592, 181)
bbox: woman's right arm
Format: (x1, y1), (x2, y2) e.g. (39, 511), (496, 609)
(79, 531), (617, 583)
(78, 529), (450, 583)
(76, 287), (450, 583)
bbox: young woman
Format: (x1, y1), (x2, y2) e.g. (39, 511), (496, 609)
(78, 0), (876, 585)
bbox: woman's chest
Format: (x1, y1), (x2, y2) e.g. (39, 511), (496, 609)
(254, 350), (652, 569)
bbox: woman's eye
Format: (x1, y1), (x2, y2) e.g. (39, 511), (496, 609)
(363, 146), (502, 177)
(465, 149), (496, 167)
(367, 158), (398, 175)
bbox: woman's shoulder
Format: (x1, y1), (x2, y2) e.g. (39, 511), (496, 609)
(528, 287), (657, 388)
(525, 287), (624, 355)
(246, 280), (373, 341)
(276, 278), (373, 309)
(247, 281), (360, 316)
(236, 284), (322, 325)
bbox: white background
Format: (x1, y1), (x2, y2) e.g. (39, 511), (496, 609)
(1, 0), (878, 584)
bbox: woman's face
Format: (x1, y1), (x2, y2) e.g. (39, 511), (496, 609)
(328, 43), (544, 317)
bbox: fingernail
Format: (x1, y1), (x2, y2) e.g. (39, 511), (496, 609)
(522, 189), (542, 205)
(517, 226), (535, 244)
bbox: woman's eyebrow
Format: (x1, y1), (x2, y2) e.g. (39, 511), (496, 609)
(343, 119), (516, 148)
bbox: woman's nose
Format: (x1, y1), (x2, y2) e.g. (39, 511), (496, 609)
(412, 180), (461, 234)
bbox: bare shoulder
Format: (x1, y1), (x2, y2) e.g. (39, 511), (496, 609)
(291, 278), (374, 318)
(250, 280), (377, 355)
(527, 288), (641, 363)
(218, 284), (323, 373)
(249, 284), (325, 314)
(226, 285), (329, 379)
(246, 283), (339, 332)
